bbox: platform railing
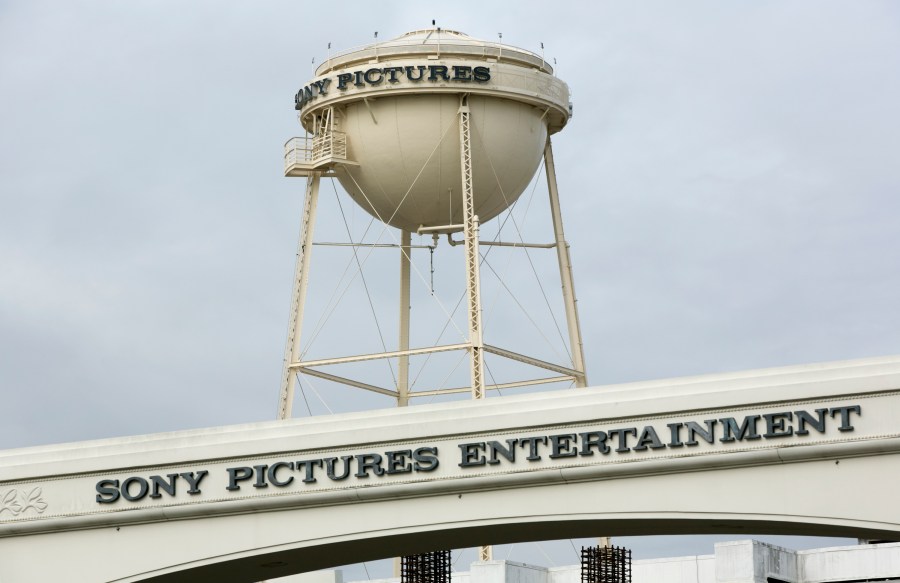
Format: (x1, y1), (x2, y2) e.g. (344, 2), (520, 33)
(284, 131), (348, 173)
(284, 136), (313, 171)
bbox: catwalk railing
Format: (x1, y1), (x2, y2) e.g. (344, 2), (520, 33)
(284, 131), (348, 173)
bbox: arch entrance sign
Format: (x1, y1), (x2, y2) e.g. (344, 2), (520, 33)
(2, 355), (900, 582)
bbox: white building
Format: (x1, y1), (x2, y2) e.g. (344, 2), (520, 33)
(281, 540), (900, 583)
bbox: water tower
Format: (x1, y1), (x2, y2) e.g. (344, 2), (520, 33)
(278, 28), (586, 446)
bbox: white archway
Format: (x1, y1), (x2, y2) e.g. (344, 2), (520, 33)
(2, 355), (899, 582)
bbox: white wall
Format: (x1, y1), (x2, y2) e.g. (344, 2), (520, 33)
(800, 541), (900, 582)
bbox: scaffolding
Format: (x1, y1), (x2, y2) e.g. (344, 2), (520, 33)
(581, 545), (632, 583)
(401, 550), (452, 583)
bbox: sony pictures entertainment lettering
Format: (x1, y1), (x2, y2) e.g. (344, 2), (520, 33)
(95, 405), (860, 504)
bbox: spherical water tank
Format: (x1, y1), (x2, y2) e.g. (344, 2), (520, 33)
(293, 29), (571, 233)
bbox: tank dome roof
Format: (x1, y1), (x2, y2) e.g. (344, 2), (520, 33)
(315, 28), (552, 76)
(391, 28), (473, 42)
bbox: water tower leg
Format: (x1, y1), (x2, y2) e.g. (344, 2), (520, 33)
(479, 545), (493, 562)
(460, 95), (490, 564)
(394, 230), (412, 576)
(277, 172), (322, 420)
(544, 139), (588, 388)
(458, 97), (486, 400)
(397, 229), (412, 407)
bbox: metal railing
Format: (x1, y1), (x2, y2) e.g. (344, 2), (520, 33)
(314, 30), (552, 76)
(283, 131), (348, 172)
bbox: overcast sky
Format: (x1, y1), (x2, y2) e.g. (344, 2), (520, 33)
(2, 0), (899, 577)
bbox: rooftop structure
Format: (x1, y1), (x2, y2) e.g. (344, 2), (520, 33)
(278, 540), (900, 583)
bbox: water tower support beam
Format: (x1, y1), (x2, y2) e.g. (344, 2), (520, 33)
(460, 95), (491, 564)
(397, 229), (412, 407)
(277, 172), (322, 420)
(544, 139), (588, 388)
(458, 97), (486, 401)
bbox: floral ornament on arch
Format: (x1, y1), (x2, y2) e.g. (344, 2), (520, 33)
(0, 488), (48, 516)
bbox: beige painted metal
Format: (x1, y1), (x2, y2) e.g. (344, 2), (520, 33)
(482, 345), (582, 378)
(285, 107), (357, 178)
(398, 230), (412, 407)
(294, 368), (398, 398)
(544, 140), (587, 388)
(317, 30), (554, 77)
(3, 355), (900, 582)
(293, 29), (568, 233)
(410, 375), (575, 397)
(278, 172), (321, 420)
(292, 343), (471, 368)
(334, 94), (549, 233)
(459, 92), (491, 562)
(394, 229), (410, 577)
(459, 96), (486, 401)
